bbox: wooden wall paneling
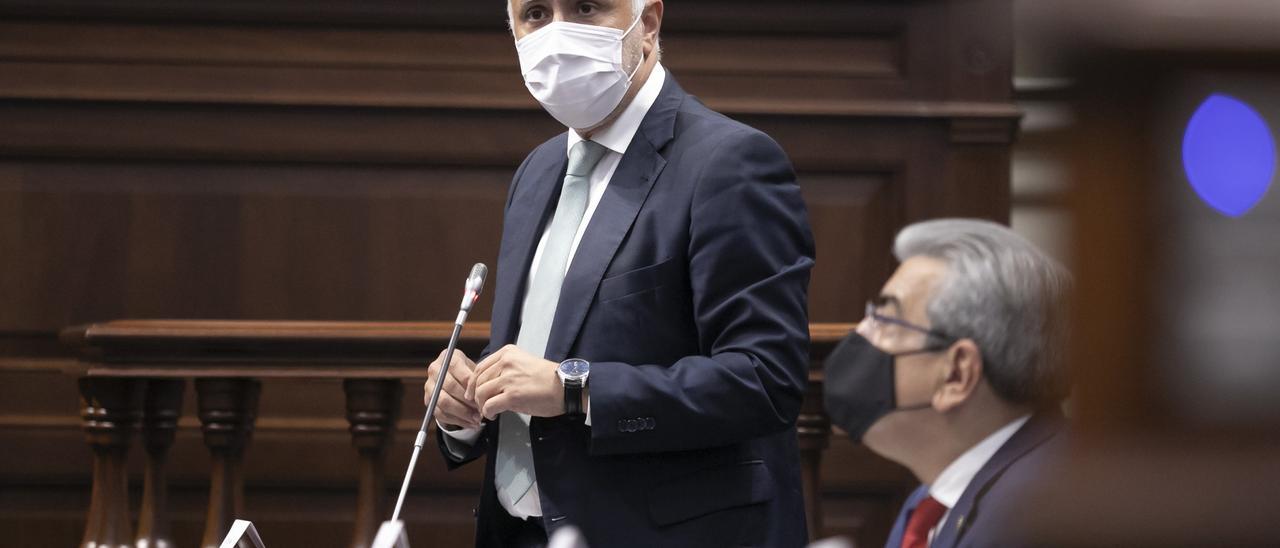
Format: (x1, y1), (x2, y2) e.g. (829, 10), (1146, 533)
(0, 0), (943, 35)
(0, 166), (138, 330)
(0, 111), (1015, 331)
(944, 0), (1016, 102)
(798, 172), (900, 323)
(0, 0), (507, 28)
(0, 103), (563, 164)
(0, 103), (1017, 166)
(0, 2), (1009, 112)
(0, 23), (528, 110)
(943, 140), (1015, 221)
(0, 161), (511, 330)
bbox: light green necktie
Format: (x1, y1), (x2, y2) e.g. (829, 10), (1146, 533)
(496, 139), (607, 517)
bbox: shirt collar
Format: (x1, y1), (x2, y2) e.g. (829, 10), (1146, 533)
(928, 414), (1032, 508)
(567, 63), (667, 156)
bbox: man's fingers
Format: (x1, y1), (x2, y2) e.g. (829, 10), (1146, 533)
(470, 351), (511, 399)
(435, 405), (472, 430)
(473, 373), (507, 410)
(466, 357), (491, 400)
(447, 350), (475, 386)
(427, 352), (479, 412)
(439, 409), (479, 430)
(441, 370), (479, 411)
(472, 344), (512, 381)
(468, 363), (496, 402)
(435, 392), (482, 429)
(424, 348), (452, 400)
(449, 349), (475, 369)
(481, 392), (514, 421)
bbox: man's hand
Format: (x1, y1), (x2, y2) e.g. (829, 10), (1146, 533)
(468, 344), (563, 420)
(425, 349), (482, 430)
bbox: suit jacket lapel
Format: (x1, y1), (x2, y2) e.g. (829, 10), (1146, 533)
(490, 138), (568, 350)
(541, 76), (685, 361)
(932, 411), (1065, 548)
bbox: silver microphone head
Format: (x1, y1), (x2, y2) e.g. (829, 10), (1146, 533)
(461, 263), (488, 312)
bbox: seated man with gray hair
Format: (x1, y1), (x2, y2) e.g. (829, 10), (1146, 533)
(823, 218), (1071, 548)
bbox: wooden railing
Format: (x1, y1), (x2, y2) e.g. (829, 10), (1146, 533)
(61, 320), (852, 548)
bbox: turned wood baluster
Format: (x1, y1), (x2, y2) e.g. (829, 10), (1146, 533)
(79, 377), (143, 548)
(798, 376), (831, 540)
(136, 379), (185, 548)
(196, 378), (261, 548)
(344, 379), (404, 548)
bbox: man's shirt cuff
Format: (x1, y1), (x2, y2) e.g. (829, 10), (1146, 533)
(437, 421), (481, 459)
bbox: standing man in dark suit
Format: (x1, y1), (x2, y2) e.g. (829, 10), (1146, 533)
(822, 219), (1071, 548)
(423, 1), (815, 546)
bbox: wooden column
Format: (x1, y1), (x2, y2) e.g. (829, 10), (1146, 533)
(344, 379), (404, 548)
(78, 377), (143, 548)
(797, 375), (831, 540)
(196, 378), (261, 548)
(136, 379), (184, 548)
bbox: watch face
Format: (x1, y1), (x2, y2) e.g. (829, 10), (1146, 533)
(559, 358), (590, 380)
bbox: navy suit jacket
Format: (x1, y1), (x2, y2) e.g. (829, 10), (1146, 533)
(883, 412), (1067, 548)
(438, 74), (815, 547)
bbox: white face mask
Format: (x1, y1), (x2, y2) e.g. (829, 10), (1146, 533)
(515, 14), (645, 130)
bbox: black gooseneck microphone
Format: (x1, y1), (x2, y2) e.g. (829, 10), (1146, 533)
(390, 263), (488, 522)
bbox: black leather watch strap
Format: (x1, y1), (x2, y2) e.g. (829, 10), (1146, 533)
(564, 382), (583, 416)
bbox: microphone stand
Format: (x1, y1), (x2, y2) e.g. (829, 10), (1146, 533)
(390, 317), (464, 522)
(374, 263), (487, 548)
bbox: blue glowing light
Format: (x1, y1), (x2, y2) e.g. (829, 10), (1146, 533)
(1182, 94), (1277, 218)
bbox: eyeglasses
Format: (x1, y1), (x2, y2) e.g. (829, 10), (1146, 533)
(864, 299), (956, 350)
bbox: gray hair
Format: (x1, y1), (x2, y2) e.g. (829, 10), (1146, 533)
(894, 219), (1072, 406)
(507, 0), (648, 29)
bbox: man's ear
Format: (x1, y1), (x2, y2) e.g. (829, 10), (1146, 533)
(933, 339), (983, 412)
(641, 1), (664, 56)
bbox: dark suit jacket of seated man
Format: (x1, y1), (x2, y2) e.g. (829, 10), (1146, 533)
(822, 219), (1072, 548)
(422, 1), (814, 547)
(885, 412), (1068, 548)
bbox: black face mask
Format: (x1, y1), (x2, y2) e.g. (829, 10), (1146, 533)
(822, 332), (938, 442)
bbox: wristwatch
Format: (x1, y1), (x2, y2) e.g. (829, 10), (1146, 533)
(556, 358), (590, 416)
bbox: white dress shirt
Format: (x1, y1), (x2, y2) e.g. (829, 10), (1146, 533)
(440, 65), (669, 517)
(926, 414), (1031, 545)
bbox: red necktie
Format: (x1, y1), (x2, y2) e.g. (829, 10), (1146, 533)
(901, 495), (948, 548)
